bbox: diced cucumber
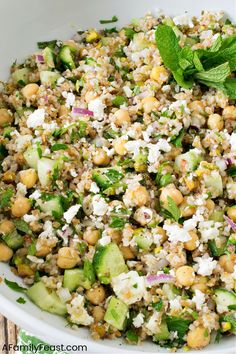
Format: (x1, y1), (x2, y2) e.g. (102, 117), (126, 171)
(59, 45), (76, 70)
(40, 71), (60, 86)
(12, 68), (30, 85)
(93, 243), (128, 284)
(134, 234), (152, 251)
(43, 47), (55, 68)
(2, 230), (23, 250)
(92, 168), (124, 191)
(27, 281), (67, 315)
(63, 269), (91, 291)
(209, 210), (224, 222)
(23, 147), (41, 170)
(175, 149), (202, 172)
(162, 284), (181, 300)
(153, 321), (170, 341)
(104, 296), (128, 330)
(37, 158), (57, 187)
(215, 289), (236, 313)
(204, 171), (223, 198)
(38, 196), (63, 216)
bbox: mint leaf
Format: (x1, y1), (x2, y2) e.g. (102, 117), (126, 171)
(166, 316), (191, 340)
(165, 196), (181, 222)
(195, 62), (230, 83)
(0, 188), (14, 209)
(51, 143), (68, 151)
(224, 77), (236, 99)
(109, 216), (126, 229)
(4, 279), (26, 292)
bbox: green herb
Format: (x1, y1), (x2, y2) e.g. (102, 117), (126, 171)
(37, 40), (57, 49)
(108, 76), (115, 82)
(36, 142), (42, 158)
(152, 300), (163, 311)
(114, 45), (125, 58)
(77, 120), (87, 138)
(14, 219), (33, 236)
(104, 27), (118, 35)
(77, 241), (87, 255)
(109, 217), (126, 229)
(17, 80), (26, 87)
(112, 95), (127, 107)
(155, 172), (173, 188)
(204, 329), (209, 337)
(170, 129), (184, 147)
(84, 57), (96, 65)
(92, 168), (124, 190)
(16, 297), (26, 304)
(126, 329), (139, 343)
(124, 28), (136, 40)
(227, 164), (236, 177)
(100, 15), (118, 24)
(51, 143), (68, 151)
(4, 279), (26, 293)
(0, 144), (8, 160)
(220, 314), (236, 332)
(166, 316), (191, 341)
(215, 330), (222, 343)
(83, 259), (96, 284)
(228, 304), (236, 310)
(3, 230), (23, 250)
(0, 188), (14, 209)
(34, 271), (41, 282)
(164, 196), (181, 222)
(28, 240), (37, 256)
(208, 240), (225, 257)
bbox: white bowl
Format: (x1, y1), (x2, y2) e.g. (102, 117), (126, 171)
(0, 0), (236, 352)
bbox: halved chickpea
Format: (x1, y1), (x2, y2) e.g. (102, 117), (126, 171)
(11, 197), (31, 217)
(17, 264), (34, 277)
(124, 185), (150, 207)
(86, 286), (105, 305)
(184, 231), (199, 251)
(92, 306), (105, 322)
(160, 184), (183, 207)
(20, 169), (38, 188)
(141, 96), (159, 113)
(219, 254), (236, 273)
(205, 199), (215, 213)
(106, 229), (122, 244)
(150, 66), (169, 83)
(207, 113), (223, 130)
(180, 200), (196, 218)
(0, 243), (13, 262)
(113, 138), (127, 156)
(21, 83), (39, 99)
(114, 109), (131, 127)
(155, 226), (167, 243)
(0, 108), (13, 126)
(57, 247), (79, 269)
(187, 327), (210, 349)
(2, 171), (16, 183)
(83, 228), (100, 245)
(191, 276), (208, 293)
(176, 265), (195, 287)
(0, 220), (15, 234)
(227, 206), (236, 222)
(119, 245), (135, 260)
(222, 105), (236, 120)
(93, 149), (110, 166)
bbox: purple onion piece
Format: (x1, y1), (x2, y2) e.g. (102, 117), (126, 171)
(36, 54), (44, 63)
(224, 215), (236, 232)
(146, 273), (174, 285)
(72, 107), (94, 117)
(226, 158), (233, 166)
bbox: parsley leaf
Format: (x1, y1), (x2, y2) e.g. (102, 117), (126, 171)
(37, 40), (57, 49)
(0, 188), (14, 209)
(164, 196), (181, 222)
(51, 143), (68, 151)
(124, 28), (136, 40)
(170, 128), (184, 147)
(16, 297), (26, 304)
(4, 279), (26, 293)
(109, 216), (126, 229)
(152, 300), (163, 311)
(112, 95), (127, 107)
(226, 164), (236, 176)
(220, 314), (236, 332)
(166, 316), (191, 341)
(100, 15), (118, 24)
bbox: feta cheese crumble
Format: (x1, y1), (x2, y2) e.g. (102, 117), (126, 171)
(163, 223), (191, 244)
(27, 108), (45, 128)
(63, 204), (81, 224)
(194, 255), (217, 276)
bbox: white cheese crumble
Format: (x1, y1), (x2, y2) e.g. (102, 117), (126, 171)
(67, 295), (94, 326)
(111, 271), (146, 305)
(15, 133), (32, 151)
(147, 139), (171, 164)
(133, 313), (144, 328)
(145, 311), (161, 335)
(62, 91), (75, 108)
(16, 182), (27, 196)
(198, 220), (222, 242)
(173, 14), (194, 28)
(89, 182), (100, 193)
(57, 287), (72, 303)
(29, 190), (41, 200)
(163, 223), (191, 244)
(39, 220), (54, 239)
(88, 98), (106, 121)
(23, 214), (38, 223)
(27, 255), (44, 264)
(230, 133), (236, 151)
(192, 290), (205, 310)
(92, 195), (108, 216)
(194, 255), (217, 276)
(233, 265), (236, 280)
(169, 296), (182, 311)
(99, 235), (111, 246)
(27, 108), (45, 128)
(63, 204), (81, 224)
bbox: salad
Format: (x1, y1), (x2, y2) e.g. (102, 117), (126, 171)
(0, 9), (236, 351)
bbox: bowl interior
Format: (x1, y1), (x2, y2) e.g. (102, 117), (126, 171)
(0, 0), (236, 353)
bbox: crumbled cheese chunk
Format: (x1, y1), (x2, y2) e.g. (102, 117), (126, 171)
(29, 190), (41, 200)
(230, 133), (236, 151)
(67, 295), (93, 326)
(173, 14), (194, 28)
(27, 255), (44, 264)
(15, 134), (32, 151)
(23, 214), (38, 223)
(233, 265), (236, 280)
(63, 204), (81, 224)
(16, 182), (27, 196)
(27, 108), (45, 128)
(89, 182), (100, 194)
(133, 313), (144, 328)
(39, 220), (54, 239)
(99, 235), (111, 246)
(163, 223), (191, 244)
(192, 290), (205, 310)
(111, 271), (146, 305)
(194, 255), (217, 276)
(92, 195), (108, 216)
(145, 311), (161, 335)
(169, 296), (182, 311)
(198, 220), (222, 242)
(62, 91), (75, 108)
(88, 98), (106, 121)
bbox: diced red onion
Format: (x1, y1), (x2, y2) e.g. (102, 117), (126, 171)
(36, 54), (44, 63)
(226, 158), (233, 166)
(224, 215), (236, 232)
(72, 107), (94, 117)
(146, 273), (174, 285)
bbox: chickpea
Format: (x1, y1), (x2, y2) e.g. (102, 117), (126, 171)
(93, 149), (110, 166)
(21, 83), (39, 99)
(227, 206), (236, 222)
(176, 265), (195, 287)
(11, 197), (31, 217)
(113, 138), (127, 156)
(184, 231), (199, 251)
(0, 108), (13, 126)
(160, 184), (183, 207)
(20, 168), (38, 188)
(207, 113), (223, 130)
(86, 286), (105, 305)
(107, 228), (122, 244)
(141, 96), (159, 113)
(124, 185), (150, 207)
(83, 228), (100, 245)
(2, 171), (16, 183)
(191, 276), (208, 293)
(155, 226), (167, 243)
(0, 243), (13, 262)
(114, 109), (131, 127)
(187, 327), (210, 349)
(36, 245), (51, 257)
(119, 245), (135, 260)
(222, 105), (236, 120)
(92, 306), (105, 322)
(133, 206), (153, 226)
(219, 254), (236, 273)
(17, 264), (34, 277)
(189, 100), (205, 114)
(0, 220), (15, 234)
(205, 199), (215, 213)
(180, 201), (196, 217)
(150, 65), (169, 83)
(57, 247), (79, 269)
(58, 105), (69, 118)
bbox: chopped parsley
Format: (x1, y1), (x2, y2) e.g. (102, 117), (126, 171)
(99, 15), (118, 24)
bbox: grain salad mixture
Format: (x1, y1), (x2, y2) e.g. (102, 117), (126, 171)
(1, 9), (236, 351)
